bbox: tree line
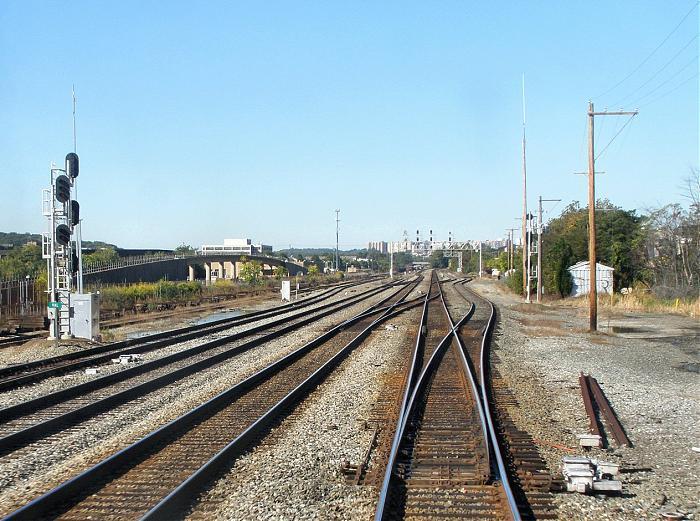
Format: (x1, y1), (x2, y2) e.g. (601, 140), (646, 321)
(494, 171), (699, 299)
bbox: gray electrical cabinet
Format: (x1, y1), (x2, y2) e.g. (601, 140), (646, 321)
(70, 292), (100, 341)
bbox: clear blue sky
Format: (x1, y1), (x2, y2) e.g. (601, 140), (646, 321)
(1, 1), (698, 249)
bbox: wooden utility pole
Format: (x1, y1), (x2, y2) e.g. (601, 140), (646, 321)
(586, 102), (637, 331)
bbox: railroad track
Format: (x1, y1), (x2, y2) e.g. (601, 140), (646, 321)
(3, 276), (423, 520)
(0, 277), (379, 392)
(374, 272), (521, 520)
(0, 278), (411, 455)
(454, 278), (556, 520)
(98, 276), (384, 329)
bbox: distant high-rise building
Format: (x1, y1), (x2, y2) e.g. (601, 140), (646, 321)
(367, 241), (388, 254)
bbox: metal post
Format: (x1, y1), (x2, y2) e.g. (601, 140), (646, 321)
(537, 197), (561, 303)
(537, 198), (543, 303)
(521, 74), (528, 296)
(479, 241), (483, 277)
(389, 242), (394, 279)
(526, 216), (532, 303)
(335, 209), (340, 271)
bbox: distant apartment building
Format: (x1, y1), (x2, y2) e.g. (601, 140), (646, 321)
(367, 241), (388, 254)
(200, 238), (273, 256)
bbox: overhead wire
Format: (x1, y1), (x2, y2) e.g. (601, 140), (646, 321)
(628, 55), (698, 106)
(593, 1), (699, 100)
(638, 71), (699, 107)
(595, 114), (638, 161)
(609, 33), (698, 107)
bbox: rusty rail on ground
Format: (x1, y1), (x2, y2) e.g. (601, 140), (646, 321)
(580, 373), (632, 448)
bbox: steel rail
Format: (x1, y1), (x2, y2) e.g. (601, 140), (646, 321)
(142, 278), (423, 519)
(0, 278), (389, 391)
(584, 374), (632, 447)
(374, 272), (456, 521)
(439, 282), (491, 472)
(374, 282), (472, 520)
(0, 286), (342, 386)
(370, 272), (435, 519)
(3, 278), (421, 521)
(0, 280), (413, 453)
(458, 279), (521, 520)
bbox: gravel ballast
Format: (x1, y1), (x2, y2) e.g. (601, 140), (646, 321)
(469, 278), (699, 521)
(185, 297), (422, 520)
(0, 281), (399, 516)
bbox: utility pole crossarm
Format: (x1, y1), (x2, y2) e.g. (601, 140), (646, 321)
(589, 110), (639, 116)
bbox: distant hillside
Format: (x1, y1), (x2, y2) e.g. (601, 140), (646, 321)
(278, 248), (366, 257)
(0, 232), (41, 247)
(0, 232), (118, 250)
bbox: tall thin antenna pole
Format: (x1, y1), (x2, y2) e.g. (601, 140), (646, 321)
(72, 85), (77, 154)
(335, 209), (340, 271)
(521, 74), (529, 300)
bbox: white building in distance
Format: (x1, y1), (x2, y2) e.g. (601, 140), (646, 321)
(568, 261), (614, 296)
(200, 238), (272, 256)
(367, 241), (388, 254)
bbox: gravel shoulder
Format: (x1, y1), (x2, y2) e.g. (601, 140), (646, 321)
(469, 278), (699, 521)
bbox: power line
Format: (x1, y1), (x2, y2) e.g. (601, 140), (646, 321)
(594, 1), (699, 100)
(610, 33), (698, 107)
(628, 55), (698, 106)
(639, 71), (699, 107)
(595, 114), (637, 161)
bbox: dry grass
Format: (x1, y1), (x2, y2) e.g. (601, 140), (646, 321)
(560, 293), (699, 318)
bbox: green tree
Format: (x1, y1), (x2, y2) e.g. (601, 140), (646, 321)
(545, 238), (574, 297)
(541, 200), (645, 295)
(84, 247), (119, 267)
(273, 265), (288, 279)
(0, 243), (43, 280)
(308, 265), (320, 276)
(429, 251), (448, 269)
(175, 243), (196, 255)
(239, 261), (263, 284)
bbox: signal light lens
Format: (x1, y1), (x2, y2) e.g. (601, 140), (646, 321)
(71, 200), (80, 227)
(56, 224), (71, 246)
(65, 153), (79, 179)
(55, 175), (71, 203)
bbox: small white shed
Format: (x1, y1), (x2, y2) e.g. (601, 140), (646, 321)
(568, 261), (614, 297)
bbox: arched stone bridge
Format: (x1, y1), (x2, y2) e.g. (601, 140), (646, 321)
(189, 254), (306, 284)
